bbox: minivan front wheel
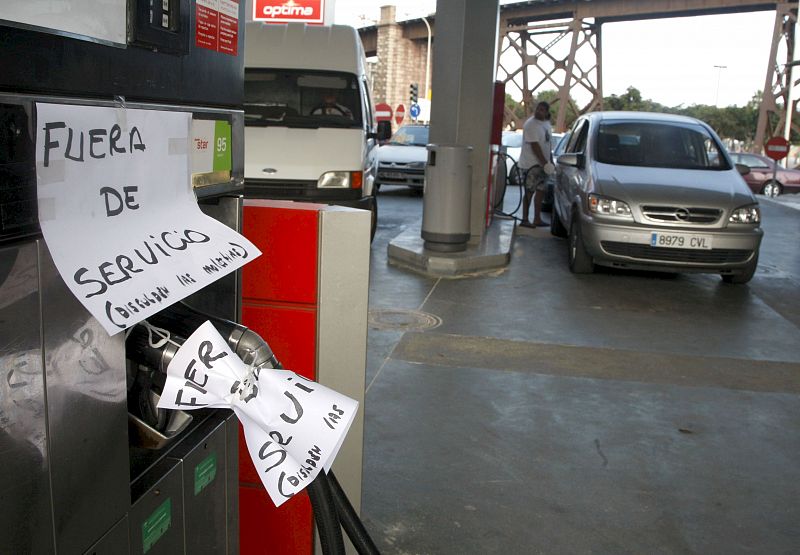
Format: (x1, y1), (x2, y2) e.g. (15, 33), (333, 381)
(370, 198), (378, 241)
(568, 216), (594, 274)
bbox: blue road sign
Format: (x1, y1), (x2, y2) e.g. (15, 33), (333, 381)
(410, 103), (421, 118)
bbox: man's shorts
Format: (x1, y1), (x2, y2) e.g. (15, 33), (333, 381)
(523, 166), (547, 192)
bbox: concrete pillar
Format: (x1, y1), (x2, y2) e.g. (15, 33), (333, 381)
(428, 0), (499, 241)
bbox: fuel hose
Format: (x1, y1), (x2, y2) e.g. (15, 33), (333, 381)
(308, 471), (346, 555)
(328, 470), (381, 555)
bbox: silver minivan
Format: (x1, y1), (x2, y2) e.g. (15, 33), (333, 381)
(551, 112), (763, 284)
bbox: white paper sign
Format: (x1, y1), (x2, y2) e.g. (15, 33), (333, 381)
(0, 1), (127, 45)
(35, 103), (261, 335)
(157, 321), (358, 507)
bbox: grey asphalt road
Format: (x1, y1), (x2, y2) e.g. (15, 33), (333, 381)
(360, 185), (800, 554)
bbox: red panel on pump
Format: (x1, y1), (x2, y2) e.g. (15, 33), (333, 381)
(490, 81), (506, 145)
(243, 200), (321, 305)
(240, 200), (324, 555)
(242, 304), (317, 379)
(240, 485), (313, 554)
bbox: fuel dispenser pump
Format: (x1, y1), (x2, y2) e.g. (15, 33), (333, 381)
(1, 3), (373, 553)
(0, 2), (248, 553)
(125, 302), (380, 555)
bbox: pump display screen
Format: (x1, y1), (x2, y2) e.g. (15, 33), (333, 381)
(244, 69), (363, 129)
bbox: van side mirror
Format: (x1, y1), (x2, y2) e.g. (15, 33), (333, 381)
(735, 163), (751, 176)
(375, 120), (392, 142)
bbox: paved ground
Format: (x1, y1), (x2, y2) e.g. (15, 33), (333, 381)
(360, 185), (800, 554)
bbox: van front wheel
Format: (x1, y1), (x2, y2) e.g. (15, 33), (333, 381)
(370, 198), (378, 241)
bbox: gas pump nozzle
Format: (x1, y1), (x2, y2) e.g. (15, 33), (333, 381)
(125, 302), (281, 436)
(142, 301), (281, 370)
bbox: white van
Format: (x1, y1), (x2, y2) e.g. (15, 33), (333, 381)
(244, 22), (389, 237)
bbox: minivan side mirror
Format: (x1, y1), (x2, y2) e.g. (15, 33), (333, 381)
(735, 163), (751, 176)
(372, 120), (392, 142)
(557, 153), (584, 168)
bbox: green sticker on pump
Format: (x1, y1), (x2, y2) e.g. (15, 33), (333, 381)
(213, 120), (231, 172)
(142, 498), (171, 554)
(194, 452), (218, 495)
(190, 119), (232, 188)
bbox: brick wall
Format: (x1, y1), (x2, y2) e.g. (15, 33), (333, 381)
(371, 6), (432, 126)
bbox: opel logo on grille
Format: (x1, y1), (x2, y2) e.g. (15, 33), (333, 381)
(674, 208), (690, 221)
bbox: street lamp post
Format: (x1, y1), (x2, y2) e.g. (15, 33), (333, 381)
(421, 16), (432, 101)
(784, 1), (800, 141)
(713, 64), (727, 107)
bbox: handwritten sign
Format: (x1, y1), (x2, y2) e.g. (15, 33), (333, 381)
(35, 103), (261, 335)
(157, 321), (358, 506)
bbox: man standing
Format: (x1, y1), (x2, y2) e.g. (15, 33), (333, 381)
(517, 101), (553, 228)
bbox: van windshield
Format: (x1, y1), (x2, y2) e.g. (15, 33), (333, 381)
(245, 69), (363, 129)
(595, 121), (730, 171)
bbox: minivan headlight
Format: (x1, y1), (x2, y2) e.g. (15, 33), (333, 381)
(729, 204), (760, 224)
(588, 193), (633, 219)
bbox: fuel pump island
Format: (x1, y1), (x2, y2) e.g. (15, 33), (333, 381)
(0, 2), (371, 553)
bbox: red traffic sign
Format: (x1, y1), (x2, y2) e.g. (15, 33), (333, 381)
(765, 136), (790, 161)
(375, 102), (393, 122)
(395, 104), (406, 125)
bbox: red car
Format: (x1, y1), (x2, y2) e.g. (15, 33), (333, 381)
(730, 152), (800, 197)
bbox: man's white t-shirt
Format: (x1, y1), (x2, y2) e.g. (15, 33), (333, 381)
(518, 116), (552, 169)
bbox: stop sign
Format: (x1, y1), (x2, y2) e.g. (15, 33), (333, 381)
(395, 104), (406, 125)
(765, 136), (790, 161)
(375, 102), (392, 122)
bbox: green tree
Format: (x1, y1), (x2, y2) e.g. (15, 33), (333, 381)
(504, 93), (525, 126)
(602, 86), (761, 143)
(604, 86), (667, 113)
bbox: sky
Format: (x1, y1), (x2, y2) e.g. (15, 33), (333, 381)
(333, 0), (778, 109)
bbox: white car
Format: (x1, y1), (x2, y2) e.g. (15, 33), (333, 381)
(501, 131), (523, 184)
(375, 125), (429, 192)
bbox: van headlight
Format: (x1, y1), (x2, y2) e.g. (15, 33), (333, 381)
(318, 171), (350, 188)
(588, 193), (633, 219)
(317, 171), (363, 189)
(729, 204), (760, 224)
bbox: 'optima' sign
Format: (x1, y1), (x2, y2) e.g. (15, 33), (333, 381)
(253, 0), (325, 24)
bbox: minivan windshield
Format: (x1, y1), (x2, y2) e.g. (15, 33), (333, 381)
(596, 121), (730, 170)
(390, 125), (429, 146)
(245, 69), (363, 129)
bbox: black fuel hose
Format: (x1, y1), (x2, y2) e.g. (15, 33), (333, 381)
(308, 471), (346, 555)
(269, 360), (378, 555)
(328, 470), (380, 555)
